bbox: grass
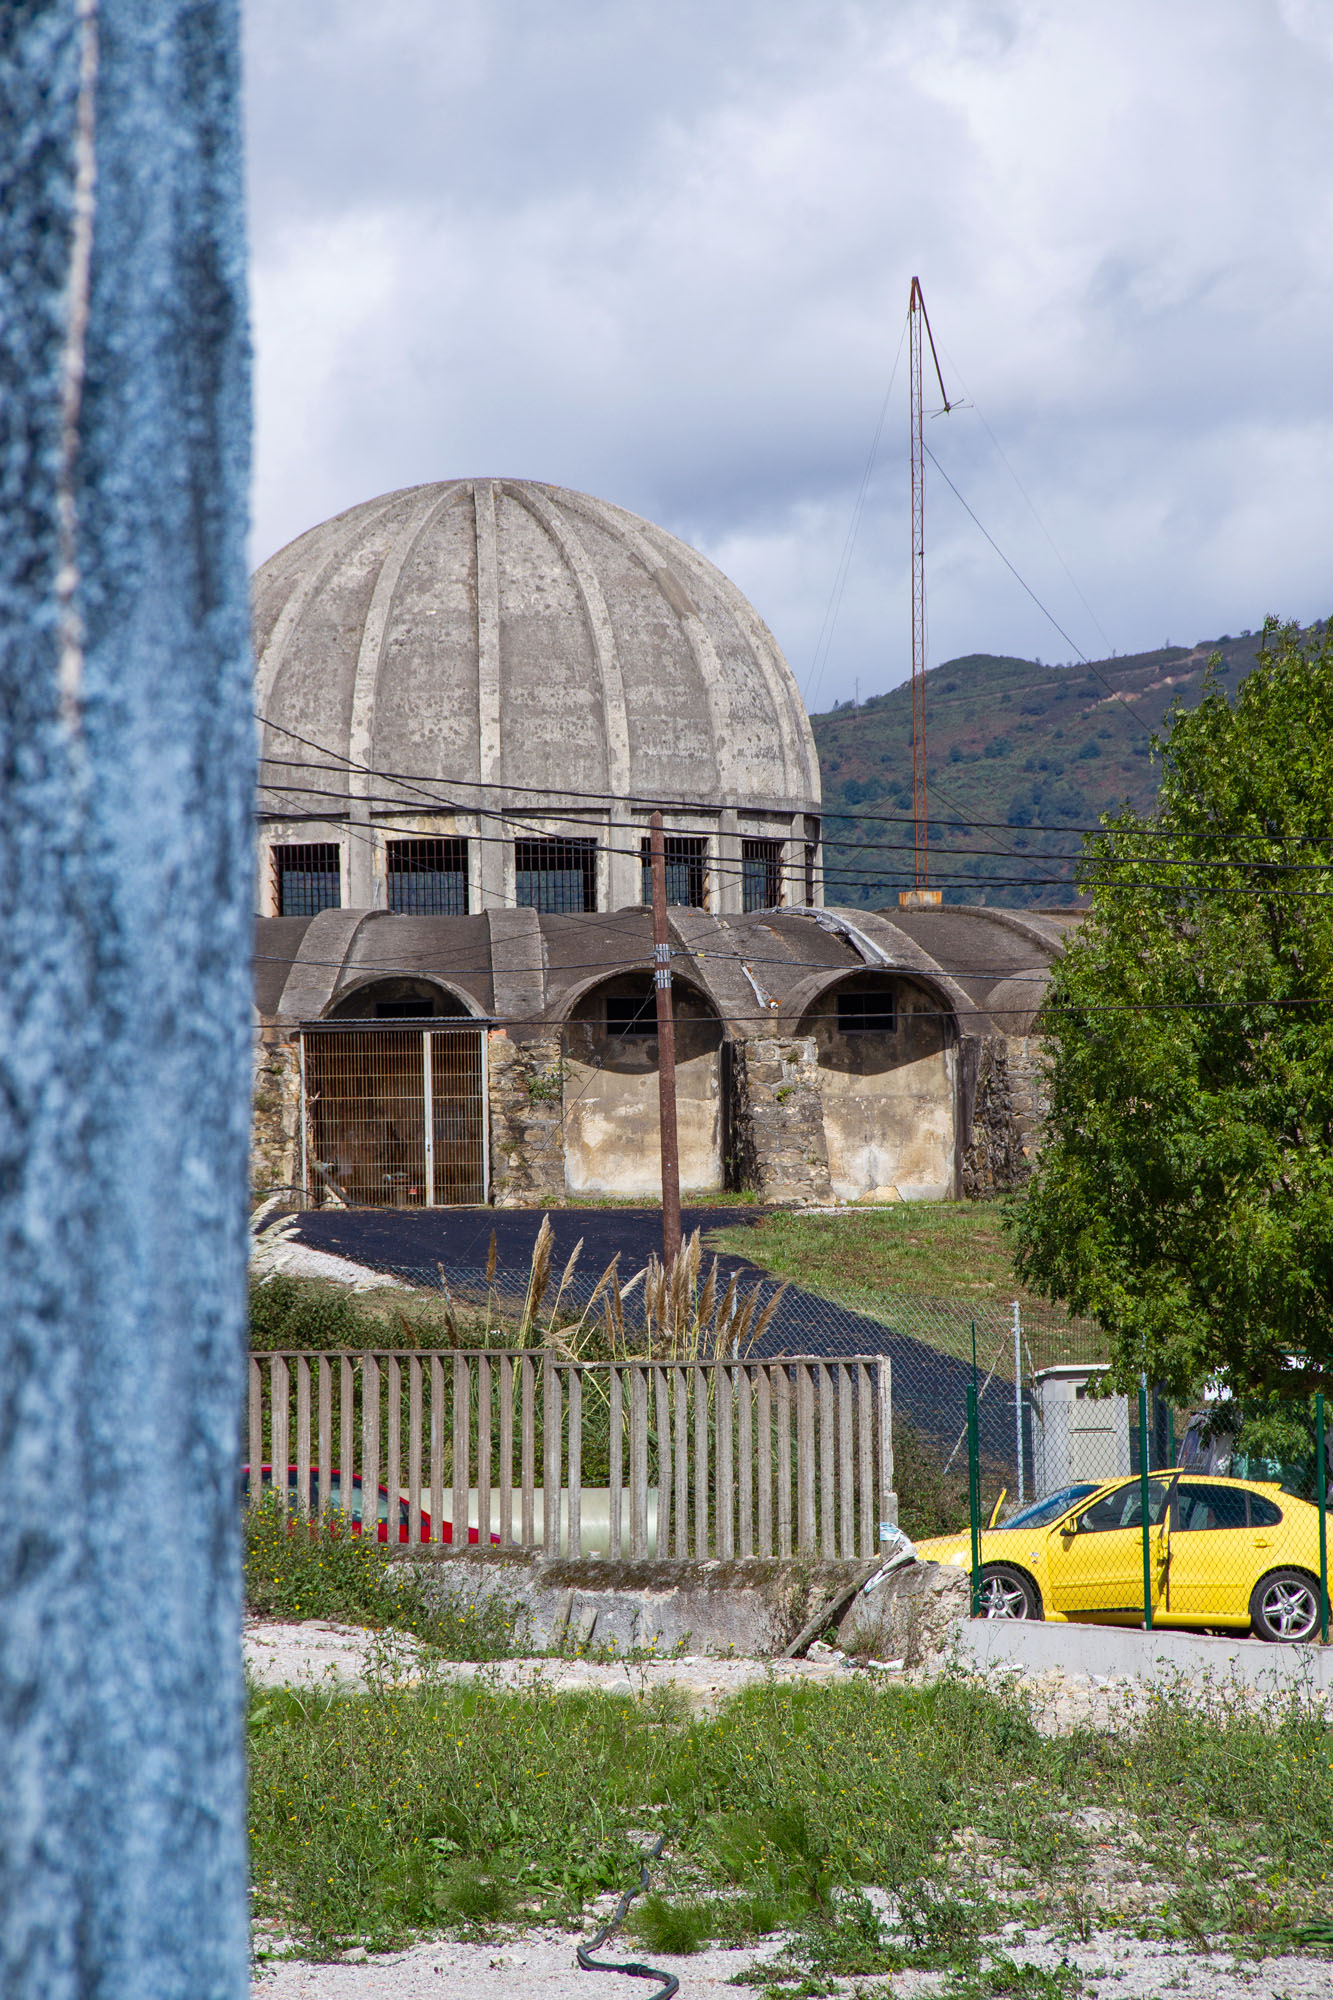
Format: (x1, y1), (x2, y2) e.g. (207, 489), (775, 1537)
(708, 1204), (1106, 1379)
(244, 1496), (520, 1657)
(247, 1669), (1333, 1965)
(710, 1203), (1027, 1308)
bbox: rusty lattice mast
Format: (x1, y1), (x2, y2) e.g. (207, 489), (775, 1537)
(903, 276), (953, 909)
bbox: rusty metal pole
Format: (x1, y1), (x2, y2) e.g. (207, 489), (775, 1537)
(649, 812), (682, 1265)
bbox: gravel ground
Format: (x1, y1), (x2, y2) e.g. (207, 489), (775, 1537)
(242, 1619), (1281, 1733)
(250, 1922), (1333, 1999)
(246, 1621), (1333, 1998)
(244, 1619), (869, 1707)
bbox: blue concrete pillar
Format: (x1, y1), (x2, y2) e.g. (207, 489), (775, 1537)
(0, 6), (251, 1996)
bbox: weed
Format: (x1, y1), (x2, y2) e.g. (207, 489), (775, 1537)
(631, 1895), (713, 1955)
(243, 1493), (519, 1657)
(246, 1669), (1333, 1959)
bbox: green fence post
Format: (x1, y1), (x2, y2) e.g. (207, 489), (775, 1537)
(1139, 1372), (1153, 1632)
(967, 1380), (982, 1616)
(968, 1320), (982, 1615)
(1317, 1392), (1328, 1645)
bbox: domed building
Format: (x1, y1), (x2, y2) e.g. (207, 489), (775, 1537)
(252, 480), (1067, 1210)
(254, 479), (822, 920)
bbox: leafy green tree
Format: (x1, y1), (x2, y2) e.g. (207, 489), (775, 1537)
(1013, 619), (1333, 1401)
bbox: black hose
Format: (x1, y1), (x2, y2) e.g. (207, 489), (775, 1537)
(575, 1835), (680, 2000)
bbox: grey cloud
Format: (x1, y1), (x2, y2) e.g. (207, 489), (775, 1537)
(244, 0), (1333, 704)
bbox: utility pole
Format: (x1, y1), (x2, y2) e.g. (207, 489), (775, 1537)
(648, 812), (683, 1264)
(900, 275), (952, 913)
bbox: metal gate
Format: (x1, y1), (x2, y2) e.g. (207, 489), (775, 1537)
(299, 1024), (489, 1207)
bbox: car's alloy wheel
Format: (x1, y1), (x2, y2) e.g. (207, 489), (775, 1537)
(1250, 1569), (1320, 1643)
(979, 1564), (1039, 1620)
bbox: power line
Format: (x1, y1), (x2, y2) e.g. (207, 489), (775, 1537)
(922, 443), (1153, 744)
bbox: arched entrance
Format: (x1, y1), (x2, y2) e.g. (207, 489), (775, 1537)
(799, 971), (957, 1200)
(561, 972), (725, 1197)
(302, 979), (487, 1206)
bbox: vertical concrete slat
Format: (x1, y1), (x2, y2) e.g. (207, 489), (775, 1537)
(339, 1357), (354, 1519)
(294, 1356), (312, 1515)
(520, 1356), (535, 1548)
(407, 1357), (423, 1544)
(777, 1366), (792, 1558)
(877, 1359), (896, 1537)
(654, 1366), (670, 1561)
(317, 1358), (332, 1517)
(452, 1352), (470, 1552)
(838, 1365), (855, 1559)
(737, 1366), (753, 1558)
(819, 1364), (836, 1559)
(543, 1356), (561, 1558)
(385, 1356), (402, 1544)
(477, 1353), (492, 1548)
(498, 1354), (513, 1548)
(857, 1362), (875, 1558)
(673, 1367), (689, 1558)
(756, 1367), (773, 1556)
(608, 1366), (623, 1559)
(271, 1358), (290, 1513)
(630, 1365), (649, 1561)
(692, 1366), (709, 1557)
(430, 1356), (445, 1546)
(247, 1359), (263, 1510)
(715, 1365), (734, 1560)
(567, 1368), (582, 1559)
(361, 1355), (380, 1538)
(796, 1364), (815, 1556)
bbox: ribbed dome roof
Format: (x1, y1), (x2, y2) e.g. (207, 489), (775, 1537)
(253, 479), (820, 816)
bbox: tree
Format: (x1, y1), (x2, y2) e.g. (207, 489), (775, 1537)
(1013, 619), (1333, 1403)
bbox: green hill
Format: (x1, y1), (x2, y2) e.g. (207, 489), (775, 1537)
(810, 631), (1272, 909)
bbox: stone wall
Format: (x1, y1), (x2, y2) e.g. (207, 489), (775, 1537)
(731, 1035), (833, 1204)
(251, 1035), (302, 1197)
(960, 1033), (1050, 1197)
(487, 1029), (568, 1207)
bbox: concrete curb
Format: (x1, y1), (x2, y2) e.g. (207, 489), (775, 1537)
(957, 1614), (1333, 1689)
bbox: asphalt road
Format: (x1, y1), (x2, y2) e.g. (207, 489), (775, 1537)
(277, 1203), (765, 1280)
(269, 1204), (1006, 1459)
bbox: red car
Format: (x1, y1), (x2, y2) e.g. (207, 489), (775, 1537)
(242, 1465), (488, 1544)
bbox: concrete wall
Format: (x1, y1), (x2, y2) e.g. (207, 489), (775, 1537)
(802, 978), (957, 1202)
(561, 979), (724, 1196)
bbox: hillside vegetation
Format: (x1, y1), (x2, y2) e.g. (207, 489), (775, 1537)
(810, 630), (1273, 908)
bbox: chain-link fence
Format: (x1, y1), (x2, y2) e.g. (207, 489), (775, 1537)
(341, 1246), (1333, 1643)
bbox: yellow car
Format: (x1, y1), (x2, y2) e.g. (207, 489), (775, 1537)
(915, 1471), (1328, 1641)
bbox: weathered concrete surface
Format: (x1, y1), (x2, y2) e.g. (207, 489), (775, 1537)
(252, 480), (822, 919)
(958, 1609), (1333, 1691)
(399, 1550), (872, 1656)
(0, 6), (252, 1995)
(562, 978), (724, 1196)
(837, 1560), (970, 1664)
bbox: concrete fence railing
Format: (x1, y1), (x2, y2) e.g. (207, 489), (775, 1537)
(246, 1350), (895, 1561)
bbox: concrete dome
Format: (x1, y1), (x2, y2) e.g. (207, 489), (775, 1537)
(254, 479), (820, 823)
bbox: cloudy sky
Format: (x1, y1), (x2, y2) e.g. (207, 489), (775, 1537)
(244, 0), (1333, 711)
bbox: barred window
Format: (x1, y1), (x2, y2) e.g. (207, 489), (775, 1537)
(742, 837), (783, 912)
(387, 836), (469, 915)
(273, 842), (340, 917)
(836, 989), (897, 1034)
(805, 842), (817, 905)
(514, 837), (597, 913)
(640, 834), (707, 908)
(606, 992), (656, 1037)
